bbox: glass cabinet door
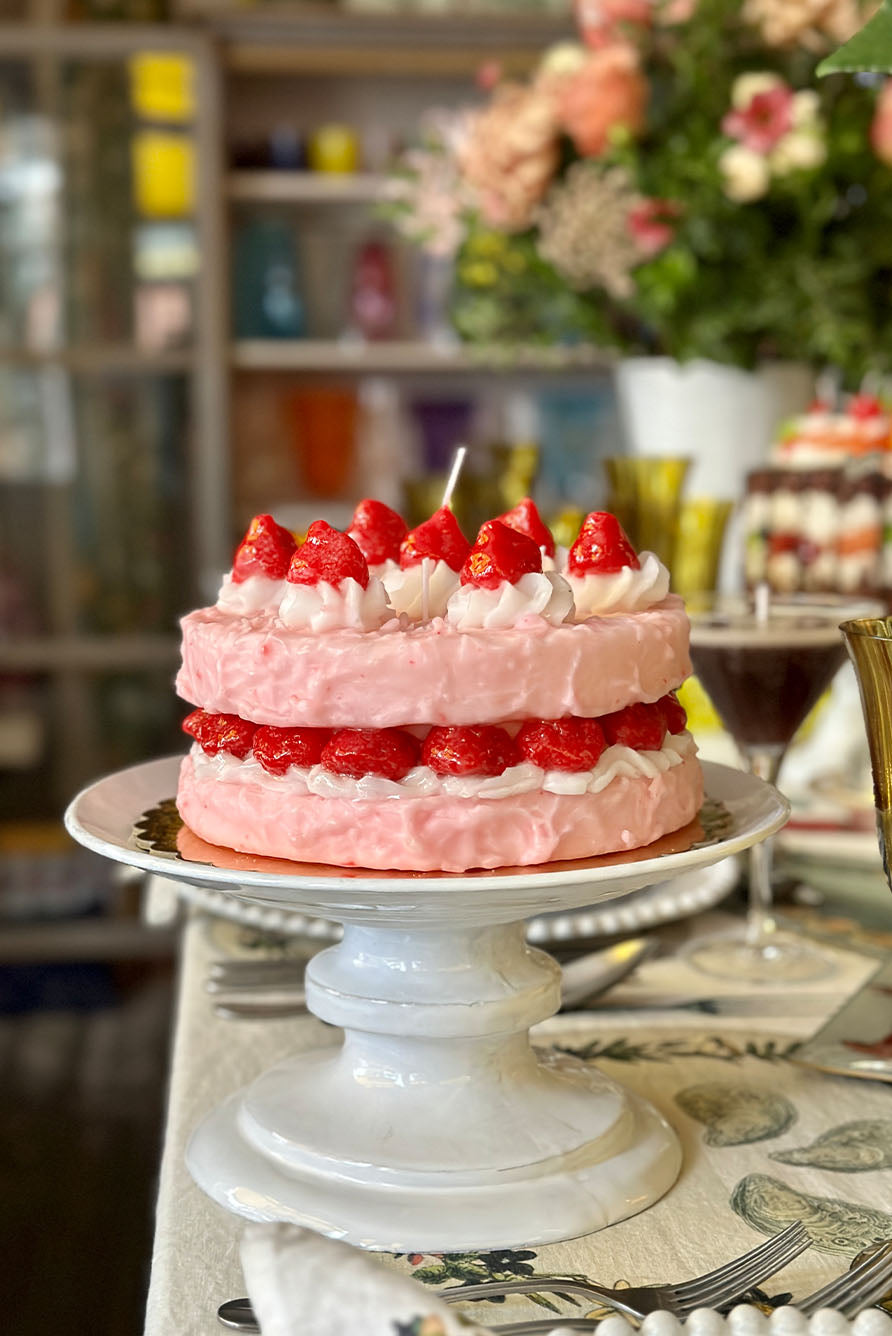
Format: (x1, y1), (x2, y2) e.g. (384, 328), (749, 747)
(0, 27), (225, 816)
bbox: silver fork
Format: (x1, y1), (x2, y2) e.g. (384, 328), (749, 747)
(438, 1221), (810, 1320)
(215, 1224), (809, 1332)
(472, 1239), (892, 1335)
(796, 1238), (892, 1318)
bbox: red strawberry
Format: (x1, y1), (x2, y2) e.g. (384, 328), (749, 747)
(849, 393), (883, 420)
(600, 702), (665, 751)
(232, 514), (296, 584)
(497, 497), (556, 558)
(567, 512), (640, 576)
(182, 709), (256, 759)
(460, 520), (542, 590)
(399, 507), (470, 572)
(348, 499), (408, 567)
(322, 728), (421, 781)
(287, 520), (369, 590)
(422, 725), (520, 777)
(516, 717), (606, 772)
(253, 725), (332, 775)
(657, 691), (687, 735)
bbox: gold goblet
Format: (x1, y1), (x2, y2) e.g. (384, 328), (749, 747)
(841, 616), (892, 887)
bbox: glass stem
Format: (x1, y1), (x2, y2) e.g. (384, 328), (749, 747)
(740, 747), (785, 949)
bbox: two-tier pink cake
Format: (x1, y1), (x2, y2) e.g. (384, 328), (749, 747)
(175, 498), (703, 871)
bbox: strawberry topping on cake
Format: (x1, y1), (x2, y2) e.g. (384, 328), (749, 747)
(516, 717), (607, 772)
(400, 508), (470, 572)
(460, 520), (543, 590)
(657, 691), (687, 736)
(348, 499), (408, 568)
(232, 514), (297, 583)
(497, 497), (556, 559)
(253, 725), (333, 775)
(182, 709), (256, 759)
(422, 725), (520, 777)
(288, 520), (370, 590)
(322, 728), (421, 780)
(600, 702), (666, 751)
(568, 512), (640, 575)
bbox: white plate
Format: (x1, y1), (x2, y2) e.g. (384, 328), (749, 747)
(158, 857), (740, 945)
(65, 755), (784, 929)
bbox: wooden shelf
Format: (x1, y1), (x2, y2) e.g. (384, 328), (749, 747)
(0, 345), (194, 375)
(214, 6), (574, 76)
(0, 635), (181, 673)
(231, 339), (612, 374)
(228, 171), (389, 204)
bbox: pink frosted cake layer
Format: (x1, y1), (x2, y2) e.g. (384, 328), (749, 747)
(177, 595), (692, 728)
(176, 749), (704, 873)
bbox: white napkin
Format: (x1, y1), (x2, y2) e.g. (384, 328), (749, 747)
(239, 1224), (892, 1336)
(240, 1222), (574, 1335)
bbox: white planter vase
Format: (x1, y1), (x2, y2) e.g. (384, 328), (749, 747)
(614, 357), (814, 500)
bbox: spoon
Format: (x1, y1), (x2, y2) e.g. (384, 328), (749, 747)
(211, 935), (659, 1020)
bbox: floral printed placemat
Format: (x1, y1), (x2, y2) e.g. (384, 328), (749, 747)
(144, 915), (892, 1336)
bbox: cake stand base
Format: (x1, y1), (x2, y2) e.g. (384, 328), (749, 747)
(186, 921), (681, 1250)
(187, 1056), (678, 1252)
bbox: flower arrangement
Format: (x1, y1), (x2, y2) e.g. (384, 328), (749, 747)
(387, 0), (892, 382)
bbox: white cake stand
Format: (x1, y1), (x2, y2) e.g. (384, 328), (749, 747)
(66, 756), (787, 1252)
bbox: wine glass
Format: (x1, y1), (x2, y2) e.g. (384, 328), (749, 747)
(686, 592), (882, 983)
(841, 615), (892, 890)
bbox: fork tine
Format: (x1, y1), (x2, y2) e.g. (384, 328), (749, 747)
(678, 1223), (811, 1309)
(681, 1230), (811, 1314)
(797, 1241), (892, 1318)
(492, 1322), (598, 1335)
(673, 1223), (808, 1302)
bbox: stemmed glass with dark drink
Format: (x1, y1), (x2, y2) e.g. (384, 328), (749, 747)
(687, 592), (882, 983)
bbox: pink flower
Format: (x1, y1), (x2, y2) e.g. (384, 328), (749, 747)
(871, 80), (892, 167)
(628, 197), (681, 255)
(458, 83), (560, 230)
(557, 44), (648, 158)
(722, 84), (794, 154)
(575, 0), (695, 43)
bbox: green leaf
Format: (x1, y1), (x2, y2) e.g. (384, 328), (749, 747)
(818, 0), (892, 74)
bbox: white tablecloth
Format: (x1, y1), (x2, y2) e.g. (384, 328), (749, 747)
(144, 909), (885, 1336)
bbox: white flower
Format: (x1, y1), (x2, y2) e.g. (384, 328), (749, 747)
(719, 144), (771, 202)
(537, 41), (588, 82)
(791, 89), (821, 127)
(731, 72), (784, 110)
(770, 129), (827, 174)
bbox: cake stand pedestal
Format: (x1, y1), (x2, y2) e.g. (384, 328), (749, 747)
(65, 756), (788, 1252)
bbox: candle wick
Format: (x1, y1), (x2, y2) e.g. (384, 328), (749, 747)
(755, 581), (771, 627)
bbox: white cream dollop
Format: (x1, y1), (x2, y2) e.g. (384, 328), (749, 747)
(190, 731), (694, 799)
(446, 571), (574, 630)
(278, 575), (391, 632)
(542, 543), (569, 573)
(216, 572), (284, 616)
(382, 560), (460, 621)
(568, 550), (670, 618)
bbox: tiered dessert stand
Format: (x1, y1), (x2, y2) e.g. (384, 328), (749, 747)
(66, 756), (787, 1251)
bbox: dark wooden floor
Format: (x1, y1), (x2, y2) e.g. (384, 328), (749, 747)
(0, 964), (175, 1334)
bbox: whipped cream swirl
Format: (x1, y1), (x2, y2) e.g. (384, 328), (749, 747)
(190, 731), (693, 800)
(278, 576), (391, 632)
(382, 560), (460, 621)
(568, 550), (670, 619)
(446, 571), (574, 630)
(216, 572), (284, 617)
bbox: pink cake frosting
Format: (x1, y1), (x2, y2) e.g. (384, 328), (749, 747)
(175, 502), (703, 872)
(177, 747), (703, 873)
(177, 594), (692, 729)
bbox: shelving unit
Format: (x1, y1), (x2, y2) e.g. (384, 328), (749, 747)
(231, 338), (612, 374)
(228, 170), (388, 204)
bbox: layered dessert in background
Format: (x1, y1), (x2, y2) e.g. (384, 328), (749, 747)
(175, 498), (703, 872)
(743, 393), (892, 600)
